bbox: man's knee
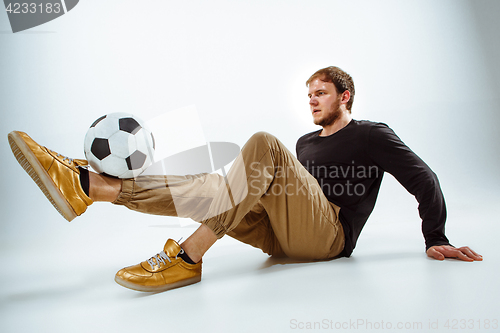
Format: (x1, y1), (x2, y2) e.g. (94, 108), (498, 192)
(247, 131), (278, 148)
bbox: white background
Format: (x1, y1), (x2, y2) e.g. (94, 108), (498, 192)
(1, 1), (499, 332)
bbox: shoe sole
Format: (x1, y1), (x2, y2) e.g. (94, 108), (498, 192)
(114, 274), (202, 292)
(8, 131), (77, 222)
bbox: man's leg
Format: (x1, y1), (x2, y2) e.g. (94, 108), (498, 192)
(10, 130), (342, 292)
(86, 172), (217, 292)
(85, 171), (217, 263)
(113, 172), (283, 258)
(88, 172), (121, 202)
(112, 131), (344, 261)
(200, 131), (344, 260)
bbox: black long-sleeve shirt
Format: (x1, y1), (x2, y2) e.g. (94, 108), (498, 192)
(296, 120), (450, 257)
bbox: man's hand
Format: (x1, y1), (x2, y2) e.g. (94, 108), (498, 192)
(426, 245), (483, 262)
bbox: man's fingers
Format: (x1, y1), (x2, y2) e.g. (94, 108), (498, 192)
(427, 247), (444, 260)
(459, 247), (483, 261)
(454, 249), (474, 262)
(444, 247), (477, 262)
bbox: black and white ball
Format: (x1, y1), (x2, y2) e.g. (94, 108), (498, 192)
(84, 113), (155, 179)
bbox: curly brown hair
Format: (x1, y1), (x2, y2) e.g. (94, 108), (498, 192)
(306, 66), (355, 111)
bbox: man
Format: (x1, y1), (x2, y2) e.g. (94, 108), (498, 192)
(8, 66), (482, 293)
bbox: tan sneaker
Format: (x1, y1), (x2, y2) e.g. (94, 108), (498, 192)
(8, 131), (93, 221)
(115, 239), (202, 292)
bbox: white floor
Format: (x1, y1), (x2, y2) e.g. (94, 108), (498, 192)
(0, 177), (498, 333)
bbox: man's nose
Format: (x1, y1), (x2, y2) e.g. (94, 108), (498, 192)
(309, 96), (318, 106)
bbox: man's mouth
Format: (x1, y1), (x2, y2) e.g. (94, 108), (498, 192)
(312, 109), (321, 114)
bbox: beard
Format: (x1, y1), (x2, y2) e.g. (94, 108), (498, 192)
(313, 97), (342, 127)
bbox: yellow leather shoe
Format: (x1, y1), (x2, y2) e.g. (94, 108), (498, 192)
(8, 131), (93, 221)
(115, 239), (202, 292)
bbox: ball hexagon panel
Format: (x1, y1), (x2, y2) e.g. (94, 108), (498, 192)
(135, 128), (155, 156)
(93, 117), (120, 139)
(108, 131), (136, 159)
(88, 158), (103, 174)
(101, 155), (129, 178)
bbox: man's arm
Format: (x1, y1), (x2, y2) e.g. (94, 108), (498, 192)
(366, 123), (481, 261)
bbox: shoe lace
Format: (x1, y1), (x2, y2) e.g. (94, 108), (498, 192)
(147, 249), (184, 270)
(57, 154), (73, 163)
(48, 148), (74, 163)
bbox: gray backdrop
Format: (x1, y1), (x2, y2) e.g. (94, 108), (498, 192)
(1, 0), (499, 246)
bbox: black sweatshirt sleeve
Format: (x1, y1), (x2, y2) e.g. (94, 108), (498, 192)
(366, 123), (451, 250)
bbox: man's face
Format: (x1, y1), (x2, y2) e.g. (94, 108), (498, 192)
(308, 78), (342, 127)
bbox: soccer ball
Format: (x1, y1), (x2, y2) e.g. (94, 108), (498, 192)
(84, 113), (155, 179)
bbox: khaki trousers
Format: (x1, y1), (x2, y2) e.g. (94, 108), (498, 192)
(113, 132), (344, 260)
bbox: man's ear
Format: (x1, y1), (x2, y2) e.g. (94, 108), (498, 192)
(341, 90), (351, 105)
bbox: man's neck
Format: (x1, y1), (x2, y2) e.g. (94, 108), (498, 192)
(319, 112), (352, 137)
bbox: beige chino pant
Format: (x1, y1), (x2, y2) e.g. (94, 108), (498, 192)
(113, 132), (344, 260)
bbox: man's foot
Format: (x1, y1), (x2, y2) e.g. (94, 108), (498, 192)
(115, 239), (202, 292)
(8, 131), (93, 221)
